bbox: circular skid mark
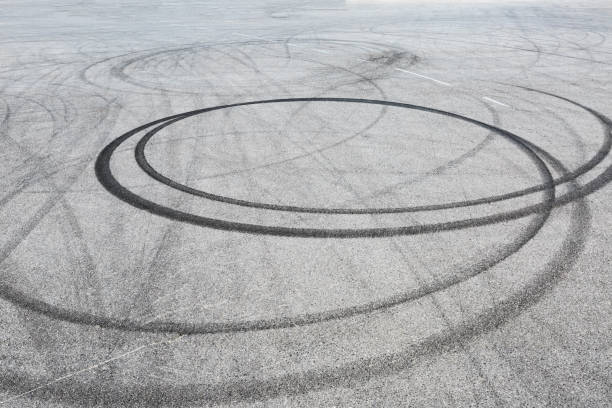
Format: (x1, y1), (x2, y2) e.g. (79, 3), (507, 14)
(133, 96), (391, 186)
(0, 82), (609, 404)
(134, 97), (601, 214)
(1, 117), (596, 406)
(81, 39), (414, 95)
(0, 90), (604, 338)
(98, 97), (555, 238)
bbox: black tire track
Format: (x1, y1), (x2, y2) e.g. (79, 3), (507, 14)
(0, 89), (600, 338)
(81, 39), (412, 96)
(98, 97), (556, 239)
(0, 92), (572, 337)
(0, 129), (592, 405)
(79, 41), (397, 188)
(2, 10), (609, 405)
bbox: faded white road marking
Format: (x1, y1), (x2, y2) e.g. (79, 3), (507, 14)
(394, 68), (452, 86)
(482, 96), (510, 108)
(0, 336), (184, 405)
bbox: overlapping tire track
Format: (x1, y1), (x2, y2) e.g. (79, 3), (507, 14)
(1, 18), (611, 405)
(0, 89), (604, 342)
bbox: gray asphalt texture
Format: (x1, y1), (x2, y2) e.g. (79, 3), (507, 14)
(0, 0), (611, 407)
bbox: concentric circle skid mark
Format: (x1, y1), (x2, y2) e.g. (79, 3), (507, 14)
(33, 96), (560, 335)
(134, 97), (593, 214)
(0, 91), (606, 338)
(0, 68), (609, 405)
(100, 97), (556, 238)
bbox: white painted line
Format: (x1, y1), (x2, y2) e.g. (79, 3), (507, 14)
(394, 68), (452, 86)
(287, 43), (306, 48)
(483, 96), (510, 108)
(313, 48), (331, 54)
(0, 336), (184, 405)
(357, 58), (370, 62)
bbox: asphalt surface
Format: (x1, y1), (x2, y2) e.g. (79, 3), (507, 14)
(0, 0), (611, 406)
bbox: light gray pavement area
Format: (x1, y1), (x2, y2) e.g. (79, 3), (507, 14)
(0, 0), (611, 406)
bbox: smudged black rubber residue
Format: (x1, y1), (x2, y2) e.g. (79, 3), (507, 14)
(367, 50), (417, 66)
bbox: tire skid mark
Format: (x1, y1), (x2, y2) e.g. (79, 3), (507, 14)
(138, 45), (392, 184)
(100, 97), (556, 241)
(133, 87), (611, 214)
(11, 93), (602, 338)
(0, 18), (609, 404)
(0, 174), (589, 406)
(0, 90), (601, 340)
(369, 26), (612, 66)
(0, 84), (121, 323)
(0, 70), (121, 378)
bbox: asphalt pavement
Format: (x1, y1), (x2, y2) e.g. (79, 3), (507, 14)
(0, 0), (611, 406)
